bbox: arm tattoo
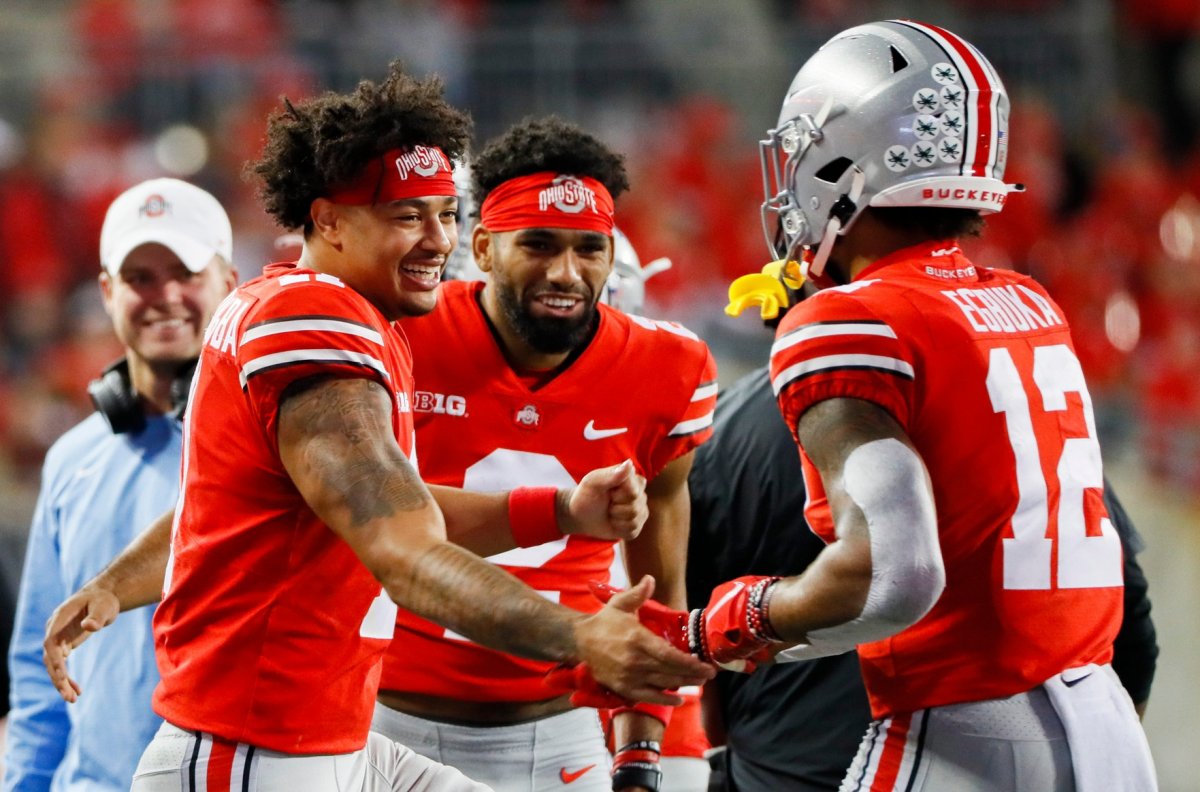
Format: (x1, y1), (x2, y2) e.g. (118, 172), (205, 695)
(280, 377), (580, 663)
(279, 377), (430, 526)
(398, 542), (579, 663)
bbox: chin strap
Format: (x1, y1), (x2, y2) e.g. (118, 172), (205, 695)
(807, 166), (865, 279)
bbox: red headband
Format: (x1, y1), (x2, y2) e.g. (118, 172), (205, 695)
(326, 146), (456, 205)
(479, 171), (615, 235)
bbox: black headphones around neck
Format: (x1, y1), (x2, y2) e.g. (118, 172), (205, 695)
(87, 358), (198, 434)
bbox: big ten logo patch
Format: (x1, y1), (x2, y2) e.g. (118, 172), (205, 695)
(414, 391), (467, 417)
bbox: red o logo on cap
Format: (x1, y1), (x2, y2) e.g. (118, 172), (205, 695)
(140, 195), (169, 218)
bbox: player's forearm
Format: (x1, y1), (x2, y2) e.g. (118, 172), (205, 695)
(764, 529), (872, 642)
(385, 540), (582, 663)
(90, 507), (173, 610)
(612, 710), (666, 749)
(624, 453), (694, 609)
(428, 485), (515, 556)
(324, 490), (584, 663)
(624, 518), (688, 610)
(429, 484), (573, 557)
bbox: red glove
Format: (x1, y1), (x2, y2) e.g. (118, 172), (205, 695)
(690, 576), (783, 670)
(589, 578), (781, 672)
(588, 581), (690, 653)
(543, 662), (633, 709)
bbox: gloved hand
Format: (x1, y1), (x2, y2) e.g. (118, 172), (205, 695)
(589, 581), (689, 652)
(689, 576), (783, 672)
(590, 577), (783, 673)
(543, 662), (633, 709)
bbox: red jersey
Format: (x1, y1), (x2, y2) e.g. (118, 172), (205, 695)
(153, 262), (415, 754)
(770, 241), (1123, 719)
(381, 279), (717, 701)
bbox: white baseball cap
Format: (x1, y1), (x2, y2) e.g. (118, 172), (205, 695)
(100, 178), (233, 276)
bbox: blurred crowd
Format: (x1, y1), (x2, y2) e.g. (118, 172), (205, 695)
(2, 0), (1200, 529)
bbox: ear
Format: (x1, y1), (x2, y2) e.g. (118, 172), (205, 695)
(310, 198), (344, 248)
(472, 225), (494, 274)
(98, 272), (115, 317)
(221, 265), (239, 293)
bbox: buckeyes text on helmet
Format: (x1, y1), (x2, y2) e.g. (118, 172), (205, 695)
(760, 19), (1023, 275)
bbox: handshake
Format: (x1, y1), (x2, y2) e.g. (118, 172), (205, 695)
(546, 575), (784, 708)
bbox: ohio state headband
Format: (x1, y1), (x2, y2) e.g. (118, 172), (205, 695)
(479, 171), (615, 235)
(326, 146), (456, 204)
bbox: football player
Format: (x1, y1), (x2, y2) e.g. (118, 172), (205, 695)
(587, 20), (1158, 792)
(370, 117), (717, 792)
(40, 68), (712, 791)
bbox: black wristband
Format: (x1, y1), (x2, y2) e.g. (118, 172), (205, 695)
(612, 740), (662, 791)
(611, 763), (662, 792)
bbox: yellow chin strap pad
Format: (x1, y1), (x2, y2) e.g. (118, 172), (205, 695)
(724, 260), (806, 320)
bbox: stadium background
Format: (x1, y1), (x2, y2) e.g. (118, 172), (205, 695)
(0, 1), (1196, 789)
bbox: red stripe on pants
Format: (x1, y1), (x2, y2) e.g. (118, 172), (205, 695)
(870, 713), (912, 791)
(206, 737), (238, 792)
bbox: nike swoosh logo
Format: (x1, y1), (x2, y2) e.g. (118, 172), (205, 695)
(583, 420), (627, 440)
(1062, 671), (1093, 688)
(559, 764), (596, 784)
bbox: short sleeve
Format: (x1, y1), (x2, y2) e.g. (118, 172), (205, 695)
(770, 288), (917, 439)
(646, 342), (718, 477)
(236, 280), (394, 445)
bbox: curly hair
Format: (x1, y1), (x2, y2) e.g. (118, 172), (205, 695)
(250, 63), (472, 231)
(470, 116), (629, 212)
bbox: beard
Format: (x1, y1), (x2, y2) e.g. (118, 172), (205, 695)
(494, 279), (598, 355)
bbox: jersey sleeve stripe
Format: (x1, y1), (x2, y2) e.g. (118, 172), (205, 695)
(771, 321), (898, 357)
(238, 348), (390, 387)
(241, 317), (384, 347)
(771, 354), (916, 395)
(690, 382), (719, 402)
(668, 411), (714, 437)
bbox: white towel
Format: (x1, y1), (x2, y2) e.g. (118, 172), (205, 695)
(1043, 663), (1158, 792)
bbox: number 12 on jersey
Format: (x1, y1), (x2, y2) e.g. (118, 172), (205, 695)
(986, 344), (1122, 591)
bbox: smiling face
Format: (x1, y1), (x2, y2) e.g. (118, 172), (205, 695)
(476, 226), (613, 361)
(313, 196), (458, 321)
(100, 243), (235, 374)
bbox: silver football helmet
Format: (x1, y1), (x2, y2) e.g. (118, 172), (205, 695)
(760, 20), (1022, 276)
(603, 227), (672, 315)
